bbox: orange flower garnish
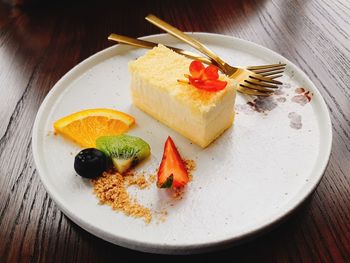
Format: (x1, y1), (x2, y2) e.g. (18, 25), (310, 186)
(179, 61), (227, 92)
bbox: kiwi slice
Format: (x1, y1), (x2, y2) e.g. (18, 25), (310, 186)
(96, 135), (151, 173)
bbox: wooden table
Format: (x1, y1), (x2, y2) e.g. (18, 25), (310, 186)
(1, 0), (349, 261)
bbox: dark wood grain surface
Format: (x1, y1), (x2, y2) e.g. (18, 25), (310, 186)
(0, 0), (349, 261)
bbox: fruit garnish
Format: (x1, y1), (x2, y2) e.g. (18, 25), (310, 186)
(54, 108), (135, 148)
(178, 60), (227, 92)
(96, 134), (151, 174)
(74, 148), (107, 179)
(157, 136), (189, 189)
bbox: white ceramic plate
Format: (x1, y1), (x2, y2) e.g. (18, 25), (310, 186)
(32, 33), (332, 254)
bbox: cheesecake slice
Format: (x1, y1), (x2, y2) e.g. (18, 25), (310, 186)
(128, 45), (236, 148)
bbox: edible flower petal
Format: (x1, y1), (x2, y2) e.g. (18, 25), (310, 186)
(203, 65), (219, 80)
(189, 60), (205, 78)
(189, 77), (227, 92)
(181, 61), (227, 92)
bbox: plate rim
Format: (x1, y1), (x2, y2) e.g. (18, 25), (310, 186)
(32, 32), (332, 254)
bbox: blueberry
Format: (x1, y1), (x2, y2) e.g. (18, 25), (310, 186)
(74, 148), (107, 179)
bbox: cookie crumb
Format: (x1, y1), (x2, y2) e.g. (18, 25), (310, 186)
(126, 172), (148, 189)
(173, 188), (185, 200)
(91, 160), (196, 224)
(92, 171), (152, 223)
(184, 159), (196, 174)
(149, 174), (156, 183)
(156, 209), (168, 223)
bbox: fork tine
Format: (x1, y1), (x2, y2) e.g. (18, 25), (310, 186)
(268, 74), (283, 79)
(247, 63), (286, 70)
(252, 65), (286, 74)
(245, 80), (279, 89)
(237, 85), (272, 96)
(240, 83), (275, 92)
(260, 70), (285, 77)
(250, 74), (283, 85)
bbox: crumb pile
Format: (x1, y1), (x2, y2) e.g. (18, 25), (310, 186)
(91, 159), (196, 224)
(92, 171), (152, 223)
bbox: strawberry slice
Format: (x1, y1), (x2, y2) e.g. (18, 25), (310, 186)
(157, 136), (189, 189)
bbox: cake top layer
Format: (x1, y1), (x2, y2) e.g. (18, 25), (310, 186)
(128, 45), (236, 113)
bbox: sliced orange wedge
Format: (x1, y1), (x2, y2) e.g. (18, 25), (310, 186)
(54, 108), (135, 147)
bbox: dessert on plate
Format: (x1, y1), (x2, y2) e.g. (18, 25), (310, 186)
(128, 44), (237, 148)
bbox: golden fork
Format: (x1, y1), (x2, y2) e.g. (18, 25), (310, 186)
(108, 33), (285, 96)
(108, 33), (285, 80)
(145, 14), (286, 96)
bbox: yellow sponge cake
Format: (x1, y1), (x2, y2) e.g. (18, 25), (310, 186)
(128, 45), (236, 148)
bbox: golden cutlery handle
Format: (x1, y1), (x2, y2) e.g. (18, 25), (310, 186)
(145, 14), (227, 71)
(108, 33), (212, 65)
(108, 33), (157, 49)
